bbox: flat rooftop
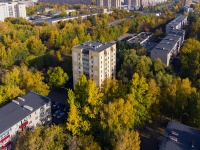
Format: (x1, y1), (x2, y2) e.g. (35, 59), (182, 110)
(0, 92), (51, 135)
(160, 121), (200, 150)
(128, 32), (153, 44)
(167, 15), (187, 27)
(73, 40), (115, 53)
(151, 34), (181, 53)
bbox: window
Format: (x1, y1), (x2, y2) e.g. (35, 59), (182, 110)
(91, 56), (93, 59)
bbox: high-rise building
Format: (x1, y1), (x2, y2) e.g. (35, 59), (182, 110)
(0, 92), (52, 150)
(72, 40), (116, 87)
(96, 0), (121, 8)
(124, 0), (140, 7)
(96, 0), (104, 6)
(0, 2), (26, 22)
(38, 0), (92, 5)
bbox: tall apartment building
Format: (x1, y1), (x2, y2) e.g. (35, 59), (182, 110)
(124, 0), (140, 8)
(38, 0), (92, 5)
(72, 40), (116, 87)
(0, 92), (51, 150)
(96, 0), (121, 8)
(166, 15), (187, 33)
(0, 2), (26, 22)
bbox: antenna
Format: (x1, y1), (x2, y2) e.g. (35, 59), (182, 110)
(23, 105), (33, 111)
(18, 97), (25, 101)
(12, 100), (20, 105)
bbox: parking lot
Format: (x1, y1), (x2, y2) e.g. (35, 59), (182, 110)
(51, 101), (69, 124)
(48, 88), (69, 124)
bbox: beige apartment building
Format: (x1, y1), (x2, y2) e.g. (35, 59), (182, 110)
(72, 40), (116, 87)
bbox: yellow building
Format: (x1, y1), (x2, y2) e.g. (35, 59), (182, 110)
(72, 40), (116, 87)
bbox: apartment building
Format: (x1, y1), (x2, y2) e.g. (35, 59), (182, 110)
(38, 0), (92, 5)
(72, 40), (116, 87)
(150, 34), (182, 66)
(166, 15), (187, 33)
(96, 0), (121, 8)
(0, 2), (26, 22)
(0, 92), (51, 150)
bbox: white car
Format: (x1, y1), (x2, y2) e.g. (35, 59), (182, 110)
(56, 112), (65, 119)
(53, 110), (60, 117)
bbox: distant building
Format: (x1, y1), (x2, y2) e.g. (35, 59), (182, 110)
(72, 40), (116, 87)
(150, 34), (182, 66)
(0, 92), (51, 150)
(166, 15), (187, 33)
(127, 32), (153, 47)
(160, 121), (200, 150)
(183, 6), (194, 13)
(96, 0), (121, 8)
(0, 2), (26, 22)
(38, 0), (92, 5)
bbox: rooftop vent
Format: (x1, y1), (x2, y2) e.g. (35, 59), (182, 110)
(171, 131), (179, 136)
(12, 100), (20, 105)
(18, 97), (25, 101)
(23, 105), (33, 111)
(169, 136), (178, 142)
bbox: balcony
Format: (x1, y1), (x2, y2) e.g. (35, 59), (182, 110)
(1, 141), (11, 150)
(0, 134), (10, 143)
(19, 121), (28, 129)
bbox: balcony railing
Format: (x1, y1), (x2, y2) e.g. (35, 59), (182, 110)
(0, 141), (11, 150)
(19, 121), (28, 129)
(0, 134), (10, 143)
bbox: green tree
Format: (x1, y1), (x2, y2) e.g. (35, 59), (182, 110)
(46, 66), (69, 88)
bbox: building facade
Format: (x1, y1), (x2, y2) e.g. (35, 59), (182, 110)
(0, 92), (51, 150)
(38, 0), (92, 5)
(166, 15), (187, 33)
(96, 0), (121, 8)
(72, 40), (116, 87)
(0, 2), (26, 22)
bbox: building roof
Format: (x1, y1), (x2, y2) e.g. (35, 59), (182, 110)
(73, 40), (115, 53)
(151, 34), (181, 53)
(0, 91), (51, 135)
(167, 15), (187, 28)
(127, 32), (153, 44)
(160, 121), (200, 150)
(169, 29), (185, 37)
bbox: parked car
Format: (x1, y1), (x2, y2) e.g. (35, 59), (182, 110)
(52, 102), (58, 108)
(53, 110), (60, 117)
(56, 112), (65, 119)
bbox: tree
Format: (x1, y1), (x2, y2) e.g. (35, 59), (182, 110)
(15, 125), (66, 150)
(26, 36), (47, 56)
(113, 130), (140, 150)
(46, 66), (69, 88)
(1, 65), (49, 100)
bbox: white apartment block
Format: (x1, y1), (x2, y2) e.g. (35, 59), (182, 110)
(0, 2), (26, 22)
(0, 92), (51, 150)
(72, 40), (116, 87)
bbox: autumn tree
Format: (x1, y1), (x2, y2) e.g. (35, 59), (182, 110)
(15, 125), (66, 150)
(46, 66), (69, 88)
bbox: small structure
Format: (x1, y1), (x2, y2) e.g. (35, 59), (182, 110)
(160, 121), (200, 150)
(127, 32), (153, 47)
